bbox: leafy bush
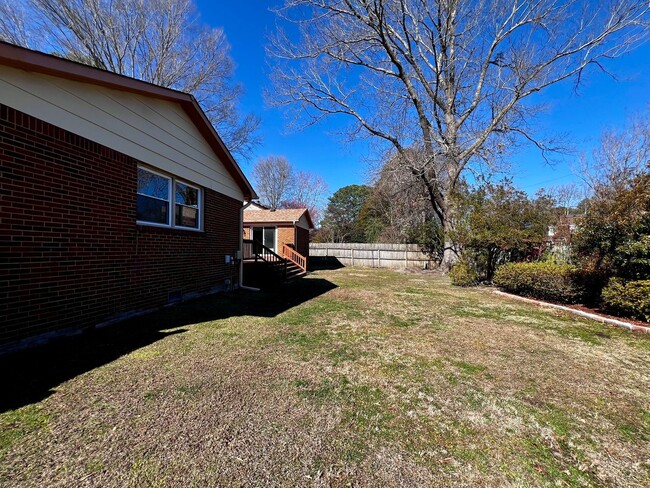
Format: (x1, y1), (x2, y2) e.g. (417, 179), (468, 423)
(406, 221), (443, 260)
(449, 260), (479, 287)
(615, 233), (650, 281)
(451, 180), (554, 280)
(601, 279), (650, 322)
(569, 265), (609, 306)
(493, 262), (588, 303)
(572, 173), (650, 280)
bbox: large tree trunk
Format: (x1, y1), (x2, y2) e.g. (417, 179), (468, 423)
(441, 238), (459, 271)
(440, 204), (459, 271)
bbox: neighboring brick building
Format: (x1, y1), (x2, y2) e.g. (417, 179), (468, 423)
(0, 42), (256, 351)
(243, 203), (314, 259)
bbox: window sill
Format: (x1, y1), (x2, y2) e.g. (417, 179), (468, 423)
(136, 223), (205, 236)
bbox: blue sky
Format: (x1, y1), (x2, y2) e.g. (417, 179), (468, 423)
(197, 1), (650, 199)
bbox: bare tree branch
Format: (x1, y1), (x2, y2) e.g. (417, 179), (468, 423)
(268, 0), (650, 267)
(251, 156), (328, 221)
(0, 0), (260, 157)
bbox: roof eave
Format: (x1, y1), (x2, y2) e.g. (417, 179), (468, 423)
(0, 41), (257, 201)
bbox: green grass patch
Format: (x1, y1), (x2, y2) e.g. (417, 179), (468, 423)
(535, 403), (574, 437)
(128, 348), (162, 360)
(294, 377), (348, 403)
(552, 322), (616, 345)
(143, 390), (159, 401)
(294, 375), (396, 463)
(451, 304), (506, 321)
(0, 405), (50, 458)
(452, 360), (487, 376)
(85, 460), (105, 474)
(520, 436), (594, 487)
(464, 389), (487, 410)
(401, 287), (426, 295)
(175, 384), (201, 397)
(280, 298), (363, 326)
(328, 346), (363, 364)
(272, 330), (333, 361)
(380, 355), (443, 383)
(129, 457), (167, 486)
(387, 314), (419, 328)
(616, 409), (650, 442)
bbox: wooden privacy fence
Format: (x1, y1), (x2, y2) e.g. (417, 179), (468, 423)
(309, 243), (435, 269)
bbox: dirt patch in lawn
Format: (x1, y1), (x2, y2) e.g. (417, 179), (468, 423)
(1, 268), (649, 487)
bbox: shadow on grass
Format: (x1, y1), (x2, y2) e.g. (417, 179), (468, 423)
(0, 277), (337, 412)
(309, 256), (345, 271)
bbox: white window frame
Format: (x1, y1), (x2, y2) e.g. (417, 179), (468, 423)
(174, 179), (202, 231)
(136, 165), (203, 231)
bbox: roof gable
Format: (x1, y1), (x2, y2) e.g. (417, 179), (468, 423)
(0, 41), (257, 200)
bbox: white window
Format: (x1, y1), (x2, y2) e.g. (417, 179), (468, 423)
(137, 167), (201, 230)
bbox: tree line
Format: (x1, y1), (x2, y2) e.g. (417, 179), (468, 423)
(314, 107), (649, 290)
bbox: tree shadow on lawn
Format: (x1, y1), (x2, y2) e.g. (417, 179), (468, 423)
(0, 277), (337, 413)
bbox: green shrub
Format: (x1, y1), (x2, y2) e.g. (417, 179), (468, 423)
(601, 279), (650, 322)
(569, 266), (609, 306)
(449, 260), (479, 287)
(407, 221), (443, 260)
(493, 262), (587, 304)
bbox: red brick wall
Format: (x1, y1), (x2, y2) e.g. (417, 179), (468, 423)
(296, 227), (310, 258)
(277, 226), (294, 252)
(0, 104), (241, 349)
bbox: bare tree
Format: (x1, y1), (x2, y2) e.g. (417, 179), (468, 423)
(545, 182), (587, 213)
(287, 170), (329, 223)
(367, 148), (439, 242)
(251, 155), (328, 220)
(0, 3), (39, 47)
(251, 156), (295, 210)
(580, 109), (650, 197)
(269, 0), (649, 268)
(0, 0), (259, 157)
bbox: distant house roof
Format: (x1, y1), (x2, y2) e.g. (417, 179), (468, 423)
(0, 41), (257, 201)
(244, 207), (314, 229)
(247, 202), (271, 210)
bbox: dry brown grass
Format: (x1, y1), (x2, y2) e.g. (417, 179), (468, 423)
(1, 268), (649, 487)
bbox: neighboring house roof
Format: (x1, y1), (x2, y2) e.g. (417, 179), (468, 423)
(0, 41), (257, 201)
(248, 202), (272, 210)
(244, 207), (314, 229)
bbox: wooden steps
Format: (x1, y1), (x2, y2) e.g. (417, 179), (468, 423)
(242, 239), (308, 288)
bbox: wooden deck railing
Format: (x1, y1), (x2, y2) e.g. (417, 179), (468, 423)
(243, 239), (285, 264)
(281, 244), (307, 272)
(243, 238), (307, 276)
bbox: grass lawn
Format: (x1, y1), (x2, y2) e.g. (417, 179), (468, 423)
(1, 268), (649, 487)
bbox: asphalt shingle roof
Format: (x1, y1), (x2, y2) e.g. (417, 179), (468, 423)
(243, 208), (308, 224)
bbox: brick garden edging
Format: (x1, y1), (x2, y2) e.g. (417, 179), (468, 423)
(493, 290), (650, 335)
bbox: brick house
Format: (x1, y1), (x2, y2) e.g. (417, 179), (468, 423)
(242, 203), (314, 259)
(0, 42), (257, 351)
